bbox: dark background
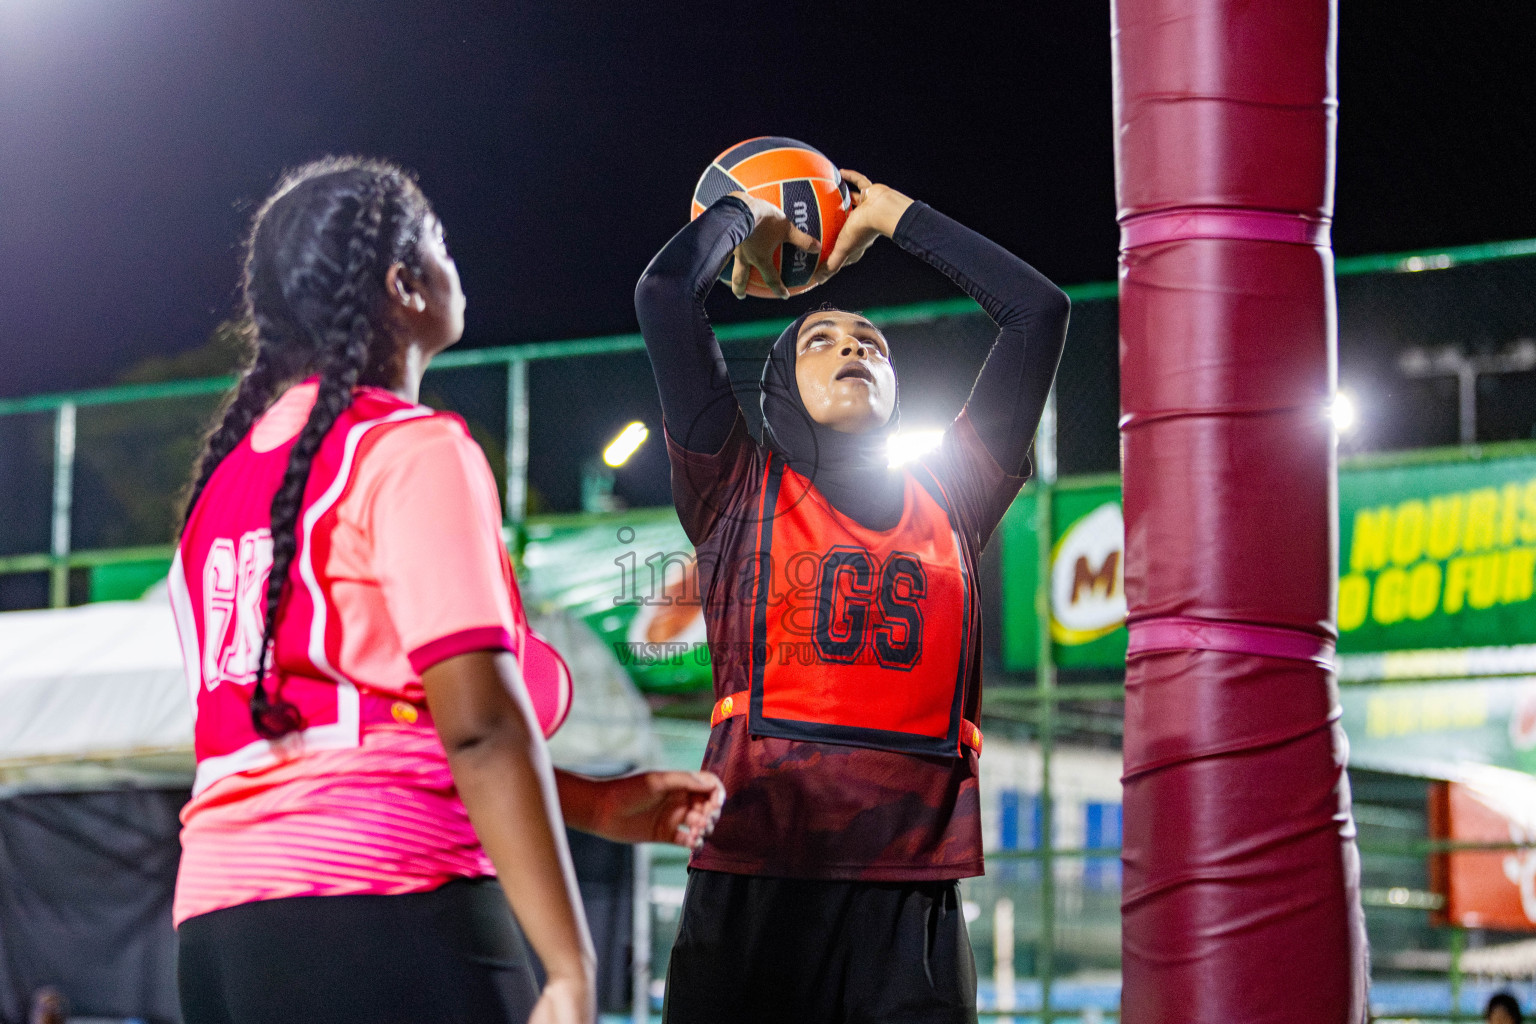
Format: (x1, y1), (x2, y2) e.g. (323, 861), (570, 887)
(3, 1), (1533, 394)
(2, 1), (1534, 579)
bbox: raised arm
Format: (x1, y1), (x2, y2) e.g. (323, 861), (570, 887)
(823, 171), (1070, 476)
(896, 202), (1069, 475)
(634, 195), (819, 455)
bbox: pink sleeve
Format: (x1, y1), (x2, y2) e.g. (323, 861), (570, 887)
(359, 416), (520, 675)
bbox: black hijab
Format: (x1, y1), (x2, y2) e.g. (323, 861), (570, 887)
(759, 309), (906, 530)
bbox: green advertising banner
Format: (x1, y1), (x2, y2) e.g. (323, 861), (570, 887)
(1000, 479), (1127, 672)
(1339, 675), (1536, 779)
(1339, 451), (1536, 652)
(519, 508), (713, 694)
(999, 443), (1536, 672)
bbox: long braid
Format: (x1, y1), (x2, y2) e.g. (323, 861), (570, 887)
(178, 155), (430, 740)
(248, 182), (391, 738)
(180, 342), (283, 528)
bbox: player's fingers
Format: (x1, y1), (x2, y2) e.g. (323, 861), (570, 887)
(751, 251), (789, 299)
(840, 168), (872, 192)
(662, 774), (718, 814)
(652, 770), (700, 793)
(785, 225), (820, 254)
(682, 770), (723, 795)
(811, 258), (844, 287)
(824, 235), (857, 275)
(731, 251), (751, 299)
(685, 795), (719, 829)
(672, 809), (708, 848)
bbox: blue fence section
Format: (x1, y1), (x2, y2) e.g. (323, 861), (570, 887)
(1083, 803), (1122, 891)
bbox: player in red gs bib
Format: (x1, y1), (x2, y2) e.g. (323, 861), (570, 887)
(635, 170), (1069, 1023)
(172, 158), (721, 1024)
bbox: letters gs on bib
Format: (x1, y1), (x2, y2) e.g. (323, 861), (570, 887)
(813, 547), (926, 670)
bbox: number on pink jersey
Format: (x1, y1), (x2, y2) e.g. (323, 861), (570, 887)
(200, 528), (272, 690)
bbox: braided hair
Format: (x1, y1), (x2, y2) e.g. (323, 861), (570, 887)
(182, 157), (433, 739)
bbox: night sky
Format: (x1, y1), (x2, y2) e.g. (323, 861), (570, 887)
(4, 0), (1533, 402)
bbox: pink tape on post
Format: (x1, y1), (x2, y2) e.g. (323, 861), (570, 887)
(1127, 615), (1336, 668)
(1120, 208), (1331, 251)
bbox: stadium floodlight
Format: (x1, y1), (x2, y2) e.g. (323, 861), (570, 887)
(1329, 390), (1358, 435)
(886, 428), (945, 468)
(602, 421), (649, 468)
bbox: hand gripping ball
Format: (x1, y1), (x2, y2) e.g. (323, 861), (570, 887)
(691, 136), (850, 298)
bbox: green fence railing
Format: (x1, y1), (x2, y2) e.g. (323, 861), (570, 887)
(3, 235), (1532, 608)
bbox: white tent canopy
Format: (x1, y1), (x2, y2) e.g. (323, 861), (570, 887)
(0, 599), (192, 790)
(0, 595), (657, 792)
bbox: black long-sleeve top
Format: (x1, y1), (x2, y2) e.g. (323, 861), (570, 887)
(631, 196), (1070, 880)
(634, 194), (1069, 481)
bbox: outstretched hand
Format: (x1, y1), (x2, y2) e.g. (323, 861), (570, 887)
(814, 169), (915, 285)
(593, 770), (726, 849)
(727, 191), (820, 299)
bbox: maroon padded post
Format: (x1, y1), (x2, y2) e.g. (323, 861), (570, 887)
(1112, 1), (1368, 1020)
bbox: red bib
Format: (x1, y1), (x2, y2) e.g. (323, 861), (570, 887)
(738, 457), (974, 758)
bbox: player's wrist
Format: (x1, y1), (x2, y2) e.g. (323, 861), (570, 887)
(544, 954), (599, 993)
(727, 191), (777, 228)
(588, 776), (623, 835)
(872, 192), (915, 238)
(591, 772), (653, 839)
(539, 966), (598, 1022)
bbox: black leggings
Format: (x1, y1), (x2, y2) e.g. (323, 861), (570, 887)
(177, 878), (539, 1024)
(664, 869), (977, 1024)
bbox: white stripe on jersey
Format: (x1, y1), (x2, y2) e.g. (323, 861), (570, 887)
(167, 549), (202, 726)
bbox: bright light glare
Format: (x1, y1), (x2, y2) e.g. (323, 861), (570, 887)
(1402, 254), (1454, 273)
(887, 428), (945, 468)
(603, 421), (649, 467)
(1330, 391), (1358, 435)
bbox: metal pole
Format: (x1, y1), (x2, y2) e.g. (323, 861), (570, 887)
(631, 844), (653, 1024)
(1036, 385), (1057, 487)
(1448, 925), (1465, 1023)
(505, 357), (530, 525)
(993, 897), (1017, 1023)
(1033, 386), (1057, 1021)
(1458, 366), (1477, 445)
(49, 401), (76, 608)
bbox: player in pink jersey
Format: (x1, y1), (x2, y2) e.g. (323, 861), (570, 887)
(171, 157), (722, 1024)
